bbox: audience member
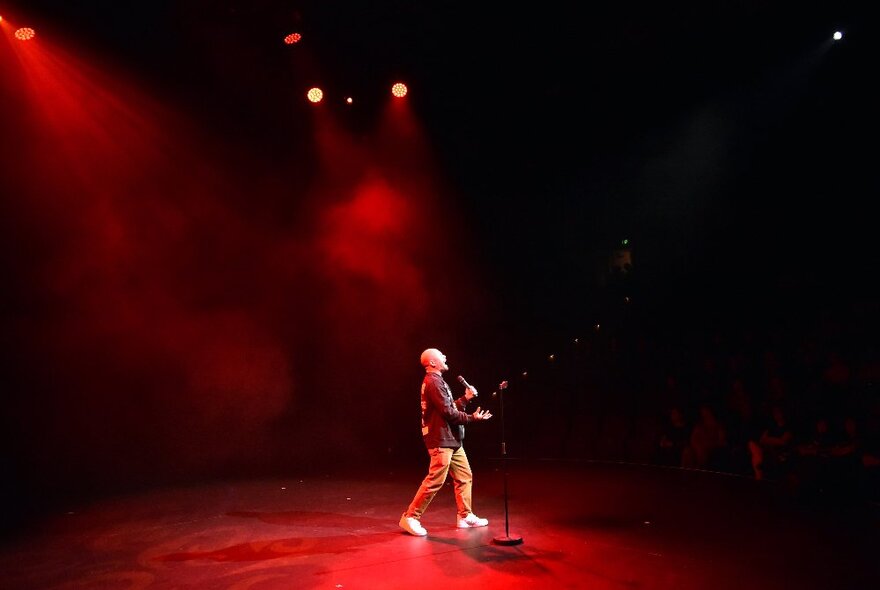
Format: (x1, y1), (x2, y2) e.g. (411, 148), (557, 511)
(687, 404), (728, 471)
(751, 406), (793, 481)
(657, 406), (689, 467)
(726, 381), (760, 475)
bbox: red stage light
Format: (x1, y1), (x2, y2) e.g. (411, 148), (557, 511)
(284, 32), (302, 45)
(15, 27), (37, 41)
(307, 87), (324, 103)
(345, 97), (353, 104)
(391, 83), (408, 98)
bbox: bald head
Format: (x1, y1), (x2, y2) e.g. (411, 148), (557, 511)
(420, 348), (448, 373)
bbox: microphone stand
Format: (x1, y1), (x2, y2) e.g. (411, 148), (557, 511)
(492, 380), (523, 546)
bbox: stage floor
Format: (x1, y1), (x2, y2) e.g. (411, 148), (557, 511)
(2, 461), (878, 589)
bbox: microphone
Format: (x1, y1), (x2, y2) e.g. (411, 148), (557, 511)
(457, 375), (477, 397)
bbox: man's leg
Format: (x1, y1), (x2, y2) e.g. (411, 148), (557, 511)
(450, 447), (488, 528)
(405, 447), (453, 519)
(448, 446), (473, 518)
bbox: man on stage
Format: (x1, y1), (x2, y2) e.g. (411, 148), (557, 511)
(399, 348), (493, 536)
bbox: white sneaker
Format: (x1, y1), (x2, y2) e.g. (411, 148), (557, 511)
(456, 513), (489, 528)
(399, 514), (428, 536)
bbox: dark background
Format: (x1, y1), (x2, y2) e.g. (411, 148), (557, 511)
(1, 0), (876, 515)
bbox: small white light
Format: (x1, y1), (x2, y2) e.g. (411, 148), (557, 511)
(833, 31), (843, 41)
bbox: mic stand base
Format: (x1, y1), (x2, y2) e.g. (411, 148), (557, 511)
(492, 534), (523, 546)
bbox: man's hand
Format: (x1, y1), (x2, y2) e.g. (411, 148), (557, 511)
(465, 386), (478, 401)
(472, 407), (492, 421)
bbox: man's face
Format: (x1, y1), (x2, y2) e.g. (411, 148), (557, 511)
(421, 348), (449, 372)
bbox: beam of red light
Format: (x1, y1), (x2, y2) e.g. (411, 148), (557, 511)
(2, 27), (295, 479)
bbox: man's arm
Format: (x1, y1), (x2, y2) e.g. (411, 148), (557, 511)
(425, 378), (472, 425)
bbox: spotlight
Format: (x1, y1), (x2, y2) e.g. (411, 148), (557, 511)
(391, 82), (408, 98)
(15, 27), (36, 41)
(284, 32), (302, 45)
(345, 97), (353, 104)
(833, 31), (843, 41)
(307, 87), (323, 103)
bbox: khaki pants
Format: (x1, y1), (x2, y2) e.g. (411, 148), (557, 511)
(405, 446), (473, 519)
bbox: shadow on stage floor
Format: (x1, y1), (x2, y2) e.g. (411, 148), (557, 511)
(2, 460), (878, 589)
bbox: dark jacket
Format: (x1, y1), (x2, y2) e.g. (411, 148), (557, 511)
(420, 372), (472, 449)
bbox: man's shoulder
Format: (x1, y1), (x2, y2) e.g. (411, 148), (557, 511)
(423, 372), (448, 388)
